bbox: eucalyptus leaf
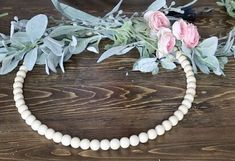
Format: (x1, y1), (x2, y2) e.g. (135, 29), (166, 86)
(133, 58), (158, 74)
(24, 47), (38, 71)
(147, 0), (166, 11)
(26, 14), (48, 43)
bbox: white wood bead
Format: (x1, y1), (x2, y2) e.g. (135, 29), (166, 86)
(155, 125), (165, 136)
(184, 65), (193, 73)
(71, 137), (80, 149)
(162, 120), (172, 131)
(181, 60), (190, 68)
(53, 132), (63, 143)
(178, 105), (189, 115)
(120, 137), (130, 149)
(110, 138), (120, 150)
(177, 54), (186, 61)
(139, 132), (148, 143)
(16, 71), (26, 78)
(16, 99), (25, 108)
(80, 139), (90, 150)
(186, 88), (196, 96)
(13, 82), (23, 89)
(187, 76), (196, 83)
(186, 71), (194, 78)
(26, 115), (36, 125)
(18, 105), (28, 114)
(45, 128), (55, 140)
(14, 94), (24, 101)
(100, 139), (110, 151)
(169, 116), (178, 126)
(187, 82), (196, 89)
(147, 129), (157, 140)
(129, 135), (140, 147)
(61, 134), (72, 147)
(174, 110), (184, 121)
(19, 66), (28, 72)
(31, 120), (41, 131)
(184, 94), (194, 102)
(38, 124), (48, 135)
(13, 88), (23, 95)
(182, 99), (192, 108)
(14, 77), (24, 83)
(21, 110), (31, 120)
(176, 52), (182, 59)
(90, 139), (100, 151)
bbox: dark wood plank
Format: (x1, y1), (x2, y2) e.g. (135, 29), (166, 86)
(0, 0), (235, 161)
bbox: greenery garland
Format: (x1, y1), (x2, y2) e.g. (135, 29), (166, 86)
(0, 0), (234, 76)
(217, 0), (235, 18)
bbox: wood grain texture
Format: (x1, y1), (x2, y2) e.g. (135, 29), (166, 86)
(0, 0), (235, 161)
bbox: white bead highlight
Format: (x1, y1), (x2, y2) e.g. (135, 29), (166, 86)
(80, 139), (90, 150)
(18, 105), (28, 114)
(162, 120), (172, 131)
(147, 129), (157, 140)
(178, 105), (189, 115)
(31, 120), (41, 131)
(26, 115), (36, 125)
(120, 137), (130, 149)
(100, 139), (110, 151)
(174, 110), (184, 121)
(13, 88), (23, 95)
(14, 94), (24, 101)
(13, 82), (23, 89)
(110, 139), (120, 150)
(182, 99), (192, 108)
(53, 132), (63, 143)
(38, 124), (48, 135)
(45, 128), (55, 140)
(129, 135), (139, 147)
(61, 134), (72, 146)
(139, 132), (148, 143)
(16, 71), (26, 78)
(14, 77), (24, 83)
(169, 116), (178, 126)
(21, 110), (31, 120)
(71, 137), (80, 149)
(155, 125), (165, 136)
(90, 139), (100, 151)
(19, 66), (28, 72)
(16, 99), (25, 108)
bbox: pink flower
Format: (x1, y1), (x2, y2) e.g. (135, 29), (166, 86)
(172, 19), (188, 40)
(157, 28), (176, 55)
(183, 24), (200, 48)
(144, 11), (170, 31)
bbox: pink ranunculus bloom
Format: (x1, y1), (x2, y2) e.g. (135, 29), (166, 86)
(157, 28), (176, 55)
(172, 19), (188, 40)
(144, 11), (170, 31)
(183, 23), (200, 48)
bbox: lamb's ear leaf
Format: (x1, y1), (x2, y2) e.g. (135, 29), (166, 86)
(24, 47), (38, 71)
(51, 0), (101, 24)
(105, 0), (123, 17)
(26, 14), (48, 43)
(197, 36), (218, 57)
(133, 58), (158, 74)
(147, 0), (166, 11)
(160, 58), (176, 70)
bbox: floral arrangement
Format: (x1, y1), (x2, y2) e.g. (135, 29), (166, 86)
(0, 0), (234, 76)
(217, 0), (235, 18)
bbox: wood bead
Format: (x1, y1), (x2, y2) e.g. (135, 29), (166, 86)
(31, 120), (41, 131)
(187, 76), (196, 83)
(110, 139), (120, 150)
(120, 137), (130, 149)
(13, 88), (23, 95)
(162, 120), (172, 131)
(169, 116), (178, 126)
(186, 88), (196, 96)
(53, 132), (63, 143)
(80, 139), (90, 150)
(155, 125), (165, 136)
(16, 99), (25, 108)
(45, 128), (55, 140)
(16, 71), (26, 78)
(25, 115), (36, 125)
(184, 94), (194, 102)
(174, 110), (184, 121)
(129, 135), (139, 147)
(187, 82), (196, 89)
(21, 110), (31, 120)
(14, 77), (24, 83)
(181, 60), (190, 68)
(186, 71), (194, 78)
(38, 124), (48, 135)
(13, 82), (23, 89)
(139, 132), (148, 143)
(14, 94), (24, 101)
(147, 129), (157, 140)
(71, 137), (80, 149)
(18, 105), (28, 114)
(184, 65), (193, 73)
(178, 105), (188, 115)
(90, 139), (100, 151)
(182, 99), (192, 108)
(19, 66), (28, 72)
(100, 139), (110, 151)
(61, 134), (72, 146)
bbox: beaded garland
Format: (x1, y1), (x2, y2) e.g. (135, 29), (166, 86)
(13, 51), (196, 151)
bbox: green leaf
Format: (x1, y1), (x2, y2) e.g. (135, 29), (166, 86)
(26, 14), (48, 43)
(133, 58), (158, 74)
(49, 25), (88, 37)
(197, 36), (218, 57)
(161, 58), (176, 70)
(105, 0), (123, 17)
(24, 47), (38, 71)
(147, 0), (166, 11)
(43, 37), (64, 56)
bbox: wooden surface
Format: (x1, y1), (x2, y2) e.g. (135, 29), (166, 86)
(0, 0), (235, 161)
